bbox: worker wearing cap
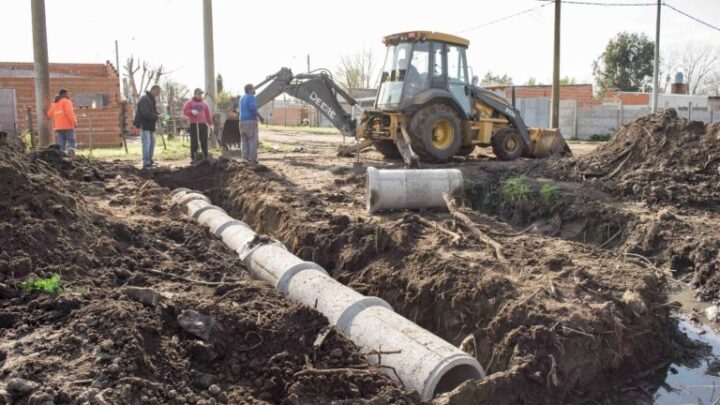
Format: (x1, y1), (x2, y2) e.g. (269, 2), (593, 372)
(46, 89), (78, 155)
(183, 88), (213, 163)
(239, 84), (264, 163)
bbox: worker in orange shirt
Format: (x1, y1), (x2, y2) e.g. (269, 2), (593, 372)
(46, 89), (78, 155)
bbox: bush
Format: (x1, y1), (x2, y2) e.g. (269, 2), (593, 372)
(588, 134), (611, 142)
(540, 184), (559, 204)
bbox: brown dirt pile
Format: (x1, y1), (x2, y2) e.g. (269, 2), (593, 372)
(149, 159), (679, 404)
(0, 137), (413, 404)
(550, 109), (720, 210)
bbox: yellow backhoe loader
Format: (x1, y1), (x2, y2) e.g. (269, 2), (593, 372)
(253, 31), (571, 166)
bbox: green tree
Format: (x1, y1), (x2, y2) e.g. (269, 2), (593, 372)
(480, 72), (513, 87)
(525, 77), (537, 86)
(592, 32), (655, 95)
(559, 76), (577, 85)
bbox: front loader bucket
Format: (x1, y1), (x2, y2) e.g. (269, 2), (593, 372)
(526, 128), (573, 158)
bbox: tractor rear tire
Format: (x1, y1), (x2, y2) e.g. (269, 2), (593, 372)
(491, 128), (524, 161)
(372, 140), (401, 159)
(409, 104), (462, 162)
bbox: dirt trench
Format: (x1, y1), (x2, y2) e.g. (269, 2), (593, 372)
(147, 158), (679, 404)
(0, 139), (414, 404)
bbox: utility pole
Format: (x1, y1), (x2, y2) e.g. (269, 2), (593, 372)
(651, 0), (661, 113)
(203, 0), (218, 147)
(551, 0), (561, 129)
(31, 0), (51, 146)
(115, 40), (122, 100)
(307, 54), (311, 73)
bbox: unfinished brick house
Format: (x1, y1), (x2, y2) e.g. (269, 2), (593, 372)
(0, 61), (123, 146)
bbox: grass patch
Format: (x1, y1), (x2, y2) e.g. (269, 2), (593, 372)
(501, 176), (532, 202)
(588, 134), (611, 142)
(76, 135), (223, 162)
(19, 274), (63, 295)
(540, 184), (560, 205)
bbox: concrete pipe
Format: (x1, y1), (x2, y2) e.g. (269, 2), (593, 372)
(171, 189), (484, 400)
(366, 167), (464, 214)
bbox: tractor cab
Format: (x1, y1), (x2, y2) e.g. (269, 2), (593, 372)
(375, 31), (472, 115)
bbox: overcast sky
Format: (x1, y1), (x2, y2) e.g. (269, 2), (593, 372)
(2, 0), (719, 94)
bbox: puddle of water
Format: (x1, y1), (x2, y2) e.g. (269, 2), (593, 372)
(654, 319), (720, 405)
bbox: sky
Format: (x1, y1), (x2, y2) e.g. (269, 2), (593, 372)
(2, 0), (719, 95)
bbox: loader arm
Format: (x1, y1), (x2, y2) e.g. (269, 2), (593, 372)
(467, 85), (533, 153)
(254, 67), (358, 137)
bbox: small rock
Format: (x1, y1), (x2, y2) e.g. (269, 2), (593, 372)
(6, 378), (40, 398)
(189, 341), (217, 363)
(217, 392), (228, 404)
(329, 348), (343, 359)
(123, 287), (163, 307)
(621, 290), (647, 314)
(114, 268), (132, 280)
(178, 310), (215, 341)
(27, 391), (53, 405)
(0, 283), (18, 299)
(208, 385), (221, 396)
(706, 305), (720, 322)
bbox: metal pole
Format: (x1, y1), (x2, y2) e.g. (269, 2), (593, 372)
(307, 54), (310, 73)
(203, 0), (218, 148)
(31, 0), (52, 146)
(651, 0), (661, 113)
(551, 0), (561, 128)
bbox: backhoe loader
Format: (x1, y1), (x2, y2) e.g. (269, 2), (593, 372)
(252, 31), (571, 166)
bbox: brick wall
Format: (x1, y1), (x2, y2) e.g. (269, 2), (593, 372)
(604, 90), (650, 106)
(0, 61), (122, 146)
(258, 104), (309, 126)
(485, 84), (598, 107)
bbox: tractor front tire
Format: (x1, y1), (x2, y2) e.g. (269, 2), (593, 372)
(491, 128), (524, 161)
(409, 104), (462, 162)
(372, 140), (401, 159)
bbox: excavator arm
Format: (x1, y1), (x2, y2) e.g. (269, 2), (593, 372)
(254, 67), (358, 138)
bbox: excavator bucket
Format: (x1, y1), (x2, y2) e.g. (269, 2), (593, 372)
(526, 128), (573, 158)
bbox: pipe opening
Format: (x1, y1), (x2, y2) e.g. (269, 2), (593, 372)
(433, 364), (484, 397)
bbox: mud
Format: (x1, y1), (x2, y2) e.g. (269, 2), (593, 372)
(0, 137), (413, 404)
(147, 158), (679, 405)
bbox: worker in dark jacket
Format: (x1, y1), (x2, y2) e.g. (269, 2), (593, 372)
(133, 85), (161, 168)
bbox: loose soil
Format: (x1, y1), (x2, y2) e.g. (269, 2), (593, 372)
(2, 108), (718, 404)
(0, 137), (413, 404)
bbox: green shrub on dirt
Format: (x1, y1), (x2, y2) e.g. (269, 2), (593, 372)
(588, 134), (611, 142)
(19, 274), (63, 295)
(501, 176), (532, 202)
(540, 184), (560, 205)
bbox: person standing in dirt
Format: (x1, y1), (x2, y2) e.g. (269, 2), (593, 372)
(133, 85), (162, 169)
(183, 88), (213, 163)
(46, 89), (78, 156)
(239, 84), (264, 163)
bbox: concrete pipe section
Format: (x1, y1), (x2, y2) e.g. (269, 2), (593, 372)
(366, 167), (464, 214)
(170, 188), (484, 400)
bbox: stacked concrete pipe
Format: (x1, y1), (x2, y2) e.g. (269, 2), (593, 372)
(170, 188), (484, 401)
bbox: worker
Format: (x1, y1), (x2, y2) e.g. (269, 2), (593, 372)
(239, 84), (264, 163)
(133, 85), (162, 169)
(46, 89), (78, 155)
(183, 88), (213, 163)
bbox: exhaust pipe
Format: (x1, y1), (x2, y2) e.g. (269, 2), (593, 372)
(170, 188), (484, 400)
(366, 167), (464, 214)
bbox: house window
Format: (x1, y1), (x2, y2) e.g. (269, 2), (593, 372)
(74, 93), (110, 108)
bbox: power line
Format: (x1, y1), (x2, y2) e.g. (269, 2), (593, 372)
(456, 3), (551, 34)
(536, 0), (720, 33)
(664, 2), (720, 33)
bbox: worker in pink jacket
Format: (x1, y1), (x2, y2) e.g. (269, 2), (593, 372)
(183, 88), (214, 162)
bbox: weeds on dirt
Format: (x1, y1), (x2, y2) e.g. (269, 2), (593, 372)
(19, 274), (63, 295)
(501, 176), (532, 202)
(540, 184), (560, 205)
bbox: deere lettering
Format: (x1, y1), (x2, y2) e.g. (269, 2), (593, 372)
(309, 92), (337, 120)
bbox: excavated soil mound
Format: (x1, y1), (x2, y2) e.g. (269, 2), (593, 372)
(149, 159), (681, 405)
(550, 109), (720, 210)
(0, 137), (413, 404)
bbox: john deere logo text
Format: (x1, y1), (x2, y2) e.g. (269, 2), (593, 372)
(310, 92), (337, 120)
